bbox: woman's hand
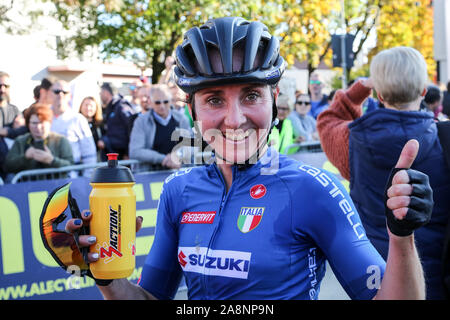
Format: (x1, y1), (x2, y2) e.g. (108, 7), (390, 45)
(64, 211), (144, 263)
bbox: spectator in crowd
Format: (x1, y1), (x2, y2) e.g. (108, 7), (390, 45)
(317, 46), (450, 299)
(50, 80), (97, 177)
(168, 82), (185, 111)
(4, 104), (73, 175)
(442, 81), (450, 118)
(33, 85), (41, 103)
(168, 81), (194, 127)
(0, 71), (28, 139)
(79, 96), (105, 160)
(128, 80), (142, 112)
(308, 72), (329, 119)
(128, 84), (152, 136)
(100, 82), (136, 160)
(38, 77), (55, 106)
(129, 84), (191, 169)
(420, 85), (447, 121)
(290, 92), (319, 142)
(268, 94), (299, 154)
(158, 55), (175, 84)
(0, 71), (28, 180)
(136, 84), (152, 114)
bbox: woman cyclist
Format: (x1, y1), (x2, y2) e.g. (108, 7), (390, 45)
(65, 17), (432, 300)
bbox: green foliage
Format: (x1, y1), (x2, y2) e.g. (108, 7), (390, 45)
(52, 0), (274, 82)
(0, 0), (435, 82)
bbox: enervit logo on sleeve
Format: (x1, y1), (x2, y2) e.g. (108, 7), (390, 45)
(178, 247), (251, 279)
(181, 211), (216, 224)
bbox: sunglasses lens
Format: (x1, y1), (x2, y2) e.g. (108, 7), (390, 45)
(40, 183), (89, 273)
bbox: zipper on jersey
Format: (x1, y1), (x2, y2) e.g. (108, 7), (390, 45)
(202, 164), (239, 299)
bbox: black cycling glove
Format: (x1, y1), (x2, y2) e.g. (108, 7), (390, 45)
(384, 168), (433, 237)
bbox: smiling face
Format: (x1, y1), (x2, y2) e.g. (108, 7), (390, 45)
(295, 94), (311, 116)
(80, 98), (97, 119)
(193, 83), (274, 164)
(149, 85), (172, 118)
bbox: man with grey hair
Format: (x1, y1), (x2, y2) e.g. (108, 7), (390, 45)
(129, 84), (191, 169)
(317, 46), (450, 299)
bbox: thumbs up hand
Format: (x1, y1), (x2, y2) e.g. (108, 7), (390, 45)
(384, 139), (434, 237)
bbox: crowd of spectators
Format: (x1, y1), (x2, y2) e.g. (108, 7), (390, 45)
(1, 57), (450, 184)
(0, 62), (195, 183)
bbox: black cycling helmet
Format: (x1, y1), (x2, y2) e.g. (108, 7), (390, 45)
(174, 17), (285, 94)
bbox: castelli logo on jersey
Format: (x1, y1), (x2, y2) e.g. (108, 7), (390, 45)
(250, 184), (266, 199)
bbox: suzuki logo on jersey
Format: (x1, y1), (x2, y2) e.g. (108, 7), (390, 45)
(178, 250), (187, 267)
(181, 211), (216, 224)
(250, 184), (266, 199)
(178, 247), (251, 279)
(237, 207), (265, 233)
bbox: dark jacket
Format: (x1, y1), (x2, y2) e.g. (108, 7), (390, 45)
(442, 91), (450, 118)
(102, 95), (136, 158)
(349, 108), (450, 300)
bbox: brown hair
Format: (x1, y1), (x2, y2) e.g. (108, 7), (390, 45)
(79, 96), (103, 125)
(25, 103), (53, 128)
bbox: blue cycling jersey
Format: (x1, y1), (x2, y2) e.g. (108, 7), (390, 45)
(138, 149), (386, 300)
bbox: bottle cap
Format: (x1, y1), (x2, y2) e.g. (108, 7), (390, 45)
(107, 153), (119, 167)
(90, 153), (135, 183)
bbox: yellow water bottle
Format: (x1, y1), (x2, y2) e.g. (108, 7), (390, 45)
(89, 153), (136, 279)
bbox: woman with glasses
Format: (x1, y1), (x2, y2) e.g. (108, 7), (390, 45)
(290, 92), (319, 142)
(129, 84), (191, 170)
(63, 17), (433, 300)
